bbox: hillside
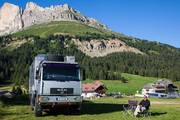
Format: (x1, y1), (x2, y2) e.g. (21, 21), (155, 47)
(84, 73), (158, 95)
(11, 21), (144, 57)
(102, 73), (158, 95)
(13, 21), (113, 38)
(12, 21), (179, 57)
(0, 21), (180, 85)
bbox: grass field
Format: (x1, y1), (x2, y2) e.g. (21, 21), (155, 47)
(83, 73), (158, 95)
(1, 73), (180, 120)
(100, 73), (158, 95)
(13, 21), (115, 38)
(84, 73), (180, 95)
(1, 97), (180, 120)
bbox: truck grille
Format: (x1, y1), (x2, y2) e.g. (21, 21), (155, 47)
(50, 88), (73, 95)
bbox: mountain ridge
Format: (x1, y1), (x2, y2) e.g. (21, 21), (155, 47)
(0, 2), (107, 36)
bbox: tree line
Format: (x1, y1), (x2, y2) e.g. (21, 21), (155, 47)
(0, 35), (180, 87)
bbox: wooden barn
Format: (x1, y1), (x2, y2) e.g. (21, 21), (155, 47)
(82, 81), (107, 98)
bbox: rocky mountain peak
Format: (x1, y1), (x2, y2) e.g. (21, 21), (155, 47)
(62, 3), (70, 11)
(0, 2), (20, 14)
(0, 2), (22, 36)
(1, 2), (18, 9)
(0, 1), (107, 36)
(25, 2), (43, 11)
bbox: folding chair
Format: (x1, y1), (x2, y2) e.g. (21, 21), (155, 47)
(123, 100), (138, 116)
(123, 100), (151, 118)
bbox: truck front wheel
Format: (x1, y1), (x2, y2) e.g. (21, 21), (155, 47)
(71, 104), (81, 115)
(34, 101), (42, 117)
(30, 94), (35, 111)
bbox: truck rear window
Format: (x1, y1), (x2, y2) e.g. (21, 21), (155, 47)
(42, 63), (80, 81)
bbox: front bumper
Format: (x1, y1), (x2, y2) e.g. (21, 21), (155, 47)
(39, 95), (82, 104)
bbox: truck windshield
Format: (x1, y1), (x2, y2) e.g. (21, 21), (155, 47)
(42, 63), (80, 81)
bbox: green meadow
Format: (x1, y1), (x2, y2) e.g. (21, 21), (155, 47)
(1, 97), (180, 120)
(101, 73), (158, 95)
(13, 21), (115, 38)
(1, 73), (180, 120)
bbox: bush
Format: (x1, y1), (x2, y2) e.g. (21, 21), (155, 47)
(12, 86), (23, 95)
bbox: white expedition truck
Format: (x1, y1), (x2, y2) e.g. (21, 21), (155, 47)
(29, 54), (82, 116)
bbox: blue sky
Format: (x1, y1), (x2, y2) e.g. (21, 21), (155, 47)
(1, 0), (180, 48)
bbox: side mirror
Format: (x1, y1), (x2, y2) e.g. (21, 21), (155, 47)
(35, 67), (40, 80)
(80, 69), (86, 81)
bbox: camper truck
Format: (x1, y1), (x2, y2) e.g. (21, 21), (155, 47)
(29, 54), (82, 116)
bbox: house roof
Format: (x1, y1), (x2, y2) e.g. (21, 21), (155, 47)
(143, 79), (176, 90)
(143, 83), (153, 89)
(155, 79), (172, 86)
(82, 81), (105, 92)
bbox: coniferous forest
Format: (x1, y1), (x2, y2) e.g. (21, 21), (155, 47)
(0, 34), (180, 87)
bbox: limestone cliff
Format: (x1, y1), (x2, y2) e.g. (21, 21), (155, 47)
(0, 2), (107, 36)
(73, 39), (144, 57)
(0, 3), (22, 36)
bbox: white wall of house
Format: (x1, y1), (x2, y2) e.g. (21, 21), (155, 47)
(82, 92), (98, 99)
(141, 88), (179, 98)
(142, 88), (166, 98)
(148, 92), (167, 98)
(142, 88), (155, 95)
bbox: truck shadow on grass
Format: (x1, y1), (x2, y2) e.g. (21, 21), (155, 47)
(0, 97), (168, 117)
(0, 96), (125, 116)
(43, 101), (126, 116)
(44, 101), (168, 117)
(81, 102), (125, 115)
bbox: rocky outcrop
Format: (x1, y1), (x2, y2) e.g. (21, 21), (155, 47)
(0, 3), (22, 36)
(73, 39), (144, 57)
(0, 2), (107, 36)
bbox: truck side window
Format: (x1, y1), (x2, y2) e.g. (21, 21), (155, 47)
(36, 69), (40, 80)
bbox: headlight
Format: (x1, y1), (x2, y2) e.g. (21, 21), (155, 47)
(74, 97), (78, 100)
(39, 96), (49, 102)
(74, 97), (81, 101)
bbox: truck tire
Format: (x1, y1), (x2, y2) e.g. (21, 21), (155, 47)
(30, 94), (35, 111)
(34, 101), (42, 117)
(71, 105), (81, 115)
